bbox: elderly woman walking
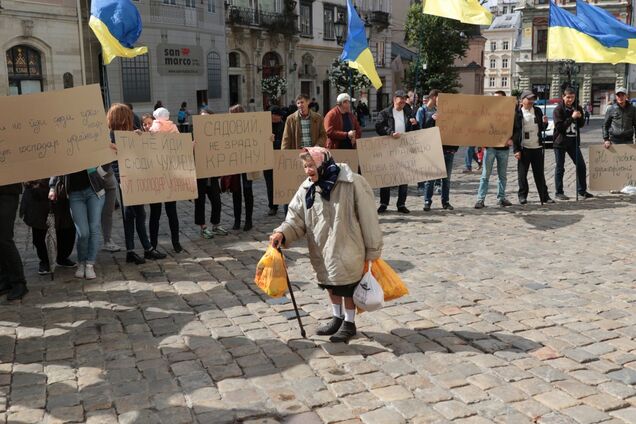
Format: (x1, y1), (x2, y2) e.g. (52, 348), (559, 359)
(269, 147), (383, 343)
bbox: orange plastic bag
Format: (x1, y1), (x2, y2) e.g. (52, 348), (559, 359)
(254, 246), (288, 297)
(364, 259), (408, 301)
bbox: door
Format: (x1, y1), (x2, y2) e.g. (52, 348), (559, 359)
(322, 80), (331, 113)
(229, 75), (241, 106)
(197, 90), (208, 110)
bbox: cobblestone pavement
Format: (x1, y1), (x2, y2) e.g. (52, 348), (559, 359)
(2, 121), (635, 424)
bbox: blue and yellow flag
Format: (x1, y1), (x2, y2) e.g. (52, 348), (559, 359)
(423, 0), (493, 26)
(576, 0), (636, 41)
(547, 1), (636, 64)
(89, 0), (148, 65)
(340, 0), (382, 90)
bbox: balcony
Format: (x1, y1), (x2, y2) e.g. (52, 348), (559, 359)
(149, 1), (203, 27)
(369, 11), (389, 31)
(226, 6), (299, 35)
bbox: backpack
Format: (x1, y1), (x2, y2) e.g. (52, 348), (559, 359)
(177, 109), (187, 124)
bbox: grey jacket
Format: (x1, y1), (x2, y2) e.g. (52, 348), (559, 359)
(603, 102), (636, 143)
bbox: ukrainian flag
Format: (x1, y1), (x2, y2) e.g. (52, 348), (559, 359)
(575, 0), (636, 42)
(89, 0), (148, 65)
(340, 0), (382, 90)
(423, 0), (493, 26)
(548, 1), (636, 64)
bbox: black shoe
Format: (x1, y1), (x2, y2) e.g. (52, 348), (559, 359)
(397, 206), (410, 214)
(232, 222), (241, 230)
(38, 262), (51, 275)
(555, 193), (569, 201)
(316, 316), (344, 336)
(0, 281), (11, 296)
(144, 249), (167, 260)
(519, 197), (528, 205)
(580, 192), (594, 199)
(329, 321), (357, 343)
(474, 200), (485, 209)
(423, 202), (431, 212)
(498, 199), (512, 207)
(126, 252), (146, 265)
(442, 203), (454, 211)
(7, 283), (28, 301)
(377, 205), (387, 214)
(243, 221), (253, 231)
(56, 258), (77, 268)
(544, 197), (555, 204)
(267, 208), (278, 216)
(173, 243), (183, 253)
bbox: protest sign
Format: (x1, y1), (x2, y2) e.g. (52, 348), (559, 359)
(115, 132), (197, 206)
(589, 144), (636, 191)
(193, 112), (274, 177)
(0, 84), (114, 185)
(356, 128), (446, 189)
(436, 93), (516, 147)
(273, 150), (359, 204)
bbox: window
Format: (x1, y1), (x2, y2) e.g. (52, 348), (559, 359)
(375, 41), (385, 66)
(300, 2), (312, 36)
(490, 58), (496, 68)
(502, 6), (508, 14)
(207, 51), (222, 99)
(502, 58), (508, 68)
(207, 0), (215, 13)
(229, 52), (240, 68)
(503, 41), (509, 50)
(491, 41), (497, 51)
(185, 0), (195, 8)
(536, 28), (548, 54)
(489, 77), (496, 88)
(6, 45), (43, 95)
(502, 77), (508, 87)
(162, 0), (176, 4)
(324, 7), (335, 40)
(121, 54), (150, 103)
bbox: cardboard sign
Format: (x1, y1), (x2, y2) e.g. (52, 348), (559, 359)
(436, 93), (516, 147)
(0, 84), (115, 186)
(357, 128), (446, 189)
(193, 112), (274, 177)
(273, 150), (359, 204)
(115, 132), (198, 206)
(589, 144), (636, 191)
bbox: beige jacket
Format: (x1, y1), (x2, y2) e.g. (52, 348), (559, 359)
(281, 110), (327, 149)
(274, 164), (383, 286)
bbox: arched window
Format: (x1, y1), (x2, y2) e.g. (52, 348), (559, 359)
(229, 52), (240, 68)
(207, 51), (222, 99)
(63, 72), (74, 89)
(262, 52), (282, 78)
(6, 45), (43, 95)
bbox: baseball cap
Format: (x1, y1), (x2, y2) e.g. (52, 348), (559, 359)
(520, 90), (536, 100)
(616, 87), (628, 95)
(336, 93), (355, 104)
(394, 90), (407, 98)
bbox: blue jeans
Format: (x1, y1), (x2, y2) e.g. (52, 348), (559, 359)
(422, 151), (455, 205)
(69, 188), (105, 264)
(465, 147), (475, 170)
(477, 148), (510, 201)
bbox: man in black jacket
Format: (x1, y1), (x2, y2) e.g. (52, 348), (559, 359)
(553, 87), (593, 200)
(375, 90), (419, 214)
(0, 183), (27, 300)
(603, 87), (636, 148)
(513, 90), (554, 205)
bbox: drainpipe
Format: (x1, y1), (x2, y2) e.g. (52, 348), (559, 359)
(76, 0), (87, 85)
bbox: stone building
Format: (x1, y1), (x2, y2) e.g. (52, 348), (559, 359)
(483, 12), (521, 96)
(516, 0), (631, 114)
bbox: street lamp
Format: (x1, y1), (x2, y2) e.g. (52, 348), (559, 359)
(335, 13), (346, 45)
(364, 17), (372, 41)
(558, 59), (581, 93)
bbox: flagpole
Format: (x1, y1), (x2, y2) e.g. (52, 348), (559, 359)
(542, 1), (552, 206)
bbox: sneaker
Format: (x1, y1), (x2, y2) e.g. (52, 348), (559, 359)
(329, 321), (357, 343)
(200, 227), (214, 239)
(7, 283), (28, 301)
(442, 203), (454, 211)
(144, 249), (166, 260)
(555, 193), (569, 201)
(519, 197), (528, 205)
(84, 264), (96, 280)
(544, 197), (555, 204)
(397, 206), (410, 214)
(173, 242), (183, 253)
(377, 205), (387, 214)
(56, 258), (77, 268)
(38, 262), (51, 275)
(498, 198), (512, 207)
(267, 208), (278, 216)
(102, 241), (121, 252)
(126, 252), (146, 265)
(580, 191), (594, 199)
(75, 263), (86, 279)
(211, 226), (229, 236)
(316, 316), (344, 336)
(462, 169), (472, 174)
(474, 200), (485, 209)
(423, 202), (431, 212)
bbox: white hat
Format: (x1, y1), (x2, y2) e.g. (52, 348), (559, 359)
(336, 93), (356, 104)
(153, 107), (170, 121)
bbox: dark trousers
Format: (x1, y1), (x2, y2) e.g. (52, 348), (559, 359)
(380, 185), (408, 208)
(517, 148), (550, 202)
(149, 202), (179, 249)
(554, 144), (587, 195)
(32, 227), (75, 265)
(120, 190), (151, 252)
(263, 169), (276, 210)
(0, 194), (25, 287)
(194, 178), (221, 226)
(233, 174), (253, 225)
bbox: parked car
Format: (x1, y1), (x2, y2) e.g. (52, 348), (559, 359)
(541, 104), (557, 147)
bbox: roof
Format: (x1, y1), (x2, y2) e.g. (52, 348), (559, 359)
(487, 12), (521, 31)
(391, 42), (418, 62)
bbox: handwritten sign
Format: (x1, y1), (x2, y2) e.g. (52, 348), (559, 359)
(115, 132), (197, 206)
(273, 150), (360, 204)
(589, 144), (636, 191)
(357, 128), (447, 189)
(193, 112), (274, 177)
(0, 84), (114, 185)
(437, 93), (516, 147)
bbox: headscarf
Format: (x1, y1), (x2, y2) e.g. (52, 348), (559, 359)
(302, 147), (340, 209)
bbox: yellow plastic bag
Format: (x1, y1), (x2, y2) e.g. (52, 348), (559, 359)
(364, 259), (408, 301)
(254, 246), (288, 297)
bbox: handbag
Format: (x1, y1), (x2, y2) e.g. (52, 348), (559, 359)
(353, 261), (384, 311)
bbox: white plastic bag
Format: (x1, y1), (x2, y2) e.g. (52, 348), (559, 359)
(353, 262), (384, 311)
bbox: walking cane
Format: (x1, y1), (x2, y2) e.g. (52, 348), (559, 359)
(278, 247), (307, 339)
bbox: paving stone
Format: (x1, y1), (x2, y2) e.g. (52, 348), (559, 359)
(562, 405), (611, 424)
(582, 394), (629, 412)
(609, 407), (636, 423)
(433, 400), (476, 420)
(370, 385), (413, 402)
(359, 407), (405, 424)
(535, 390), (580, 410)
(607, 369), (636, 385)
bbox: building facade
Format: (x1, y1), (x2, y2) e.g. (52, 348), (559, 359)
(516, 0), (631, 114)
(483, 12), (521, 96)
(454, 33), (486, 95)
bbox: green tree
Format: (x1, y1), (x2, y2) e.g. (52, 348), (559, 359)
(327, 59), (371, 96)
(405, 4), (471, 94)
